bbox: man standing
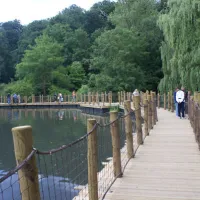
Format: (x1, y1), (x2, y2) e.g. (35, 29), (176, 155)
(176, 88), (185, 119)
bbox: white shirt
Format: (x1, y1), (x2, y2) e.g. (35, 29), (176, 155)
(176, 90), (184, 103)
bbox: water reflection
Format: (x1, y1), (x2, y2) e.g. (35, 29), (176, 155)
(0, 109), (111, 172)
(0, 109), (135, 200)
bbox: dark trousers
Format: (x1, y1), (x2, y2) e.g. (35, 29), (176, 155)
(178, 102), (185, 118)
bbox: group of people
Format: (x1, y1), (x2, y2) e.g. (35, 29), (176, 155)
(174, 87), (188, 119)
(7, 93), (21, 104)
(53, 91), (76, 103)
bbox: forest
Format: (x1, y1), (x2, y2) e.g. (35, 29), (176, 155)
(1, 0), (197, 96)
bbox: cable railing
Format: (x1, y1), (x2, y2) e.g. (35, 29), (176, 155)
(0, 92), (158, 200)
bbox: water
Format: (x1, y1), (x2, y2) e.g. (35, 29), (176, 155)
(0, 108), (116, 200)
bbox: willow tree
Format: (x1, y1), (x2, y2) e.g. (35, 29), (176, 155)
(158, 0), (200, 92)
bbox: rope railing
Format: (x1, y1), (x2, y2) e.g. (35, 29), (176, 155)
(0, 93), (158, 200)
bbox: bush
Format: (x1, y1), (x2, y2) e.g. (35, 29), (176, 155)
(4, 80), (34, 96)
(77, 85), (90, 94)
(48, 85), (71, 96)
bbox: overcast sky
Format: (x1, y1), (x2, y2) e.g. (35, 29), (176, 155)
(0, 0), (102, 25)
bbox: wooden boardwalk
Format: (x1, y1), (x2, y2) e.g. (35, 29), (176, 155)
(105, 108), (200, 200)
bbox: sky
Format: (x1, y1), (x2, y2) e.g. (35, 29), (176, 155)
(0, 0), (102, 25)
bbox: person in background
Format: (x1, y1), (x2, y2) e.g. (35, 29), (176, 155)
(58, 93), (62, 103)
(7, 93), (11, 104)
(72, 91), (76, 102)
(54, 93), (57, 102)
(173, 88), (179, 116)
(13, 93), (18, 103)
(176, 87), (185, 119)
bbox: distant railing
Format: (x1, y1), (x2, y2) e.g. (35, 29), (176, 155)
(0, 91), (158, 200)
(0, 91), (133, 105)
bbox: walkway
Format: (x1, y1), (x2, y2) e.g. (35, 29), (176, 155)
(105, 108), (200, 200)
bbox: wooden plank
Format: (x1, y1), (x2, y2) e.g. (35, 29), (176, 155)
(105, 108), (200, 200)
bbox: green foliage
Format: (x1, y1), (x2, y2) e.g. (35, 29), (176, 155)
(77, 85), (90, 94)
(16, 34), (64, 95)
(158, 0), (200, 92)
(48, 85), (70, 96)
(90, 0), (162, 92)
(68, 62), (86, 90)
(4, 80), (33, 96)
(0, 0), (164, 95)
(109, 105), (120, 112)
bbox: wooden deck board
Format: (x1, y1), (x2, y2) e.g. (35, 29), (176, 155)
(104, 108), (200, 200)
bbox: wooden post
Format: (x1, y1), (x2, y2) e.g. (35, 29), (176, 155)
(64, 95), (67, 102)
(92, 92), (95, 105)
(144, 99), (149, 136)
(110, 111), (122, 177)
(102, 92), (104, 106)
(171, 91), (174, 112)
(87, 119), (98, 200)
(84, 94), (86, 104)
(11, 96), (13, 104)
(194, 92), (198, 102)
(124, 101), (134, 158)
(68, 95), (70, 103)
(12, 126), (40, 200)
(151, 92), (156, 126)
(164, 93), (166, 110)
(123, 91), (126, 102)
(168, 92), (170, 111)
(118, 92), (120, 105)
(25, 96), (28, 104)
(109, 91), (112, 106)
(32, 95), (34, 103)
(104, 92), (107, 103)
(110, 91), (113, 103)
(157, 93), (160, 109)
(147, 95), (153, 130)
(134, 95), (143, 145)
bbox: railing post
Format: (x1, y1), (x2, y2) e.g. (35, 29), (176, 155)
(12, 126), (40, 200)
(171, 91), (174, 112)
(92, 92), (95, 105)
(151, 92), (155, 126)
(144, 99), (149, 136)
(87, 119), (98, 200)
(154, 92), (158, 122)
(25, 96), (28, 104)
(124, 100), (134, 158)
(118, 92), (120, 105)
(164, 93), (166, 110)
(120, 91), (123, 105)
(102, 92), (104, 106)
(84, 94), (86, 104)
(68, 95), (70, 103)
(168, 92), (170, 111)
(157, 93), (160, 109)
(147, 95), (153, 130)
(110, 111), (122, 177)
(109, 92), (111, 106)
(134, 95), (143, 145)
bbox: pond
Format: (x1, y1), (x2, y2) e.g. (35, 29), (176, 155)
(0, 108), (132, 200)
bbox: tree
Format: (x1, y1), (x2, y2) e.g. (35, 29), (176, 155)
(68, 62), (86, 90)
(0, 20), (23, 83)
(90, 0), (162, 91)
(16, 34), (64, 95)
(90, 27), (146, 91)
(158, 0), (200, 92)
(50, 5), (86, 30)
(84, 0), (116, 35)
(17, 20), (49, 62)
